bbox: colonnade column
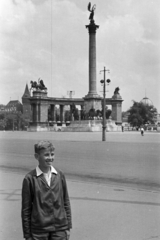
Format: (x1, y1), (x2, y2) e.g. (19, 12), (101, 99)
(32, 103), (40, 122)
(81, 105), (85, 120)
(32, 104), (35, 122)
(78, 109), (81, 121)
(38, 104), (40, 122)
(36, 104), (39, 122)
(70, 105), (74, 121)
(50, 104), (56, 123)
(60, 105), (65, 123)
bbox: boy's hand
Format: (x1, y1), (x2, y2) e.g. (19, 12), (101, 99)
(65, 230), (70, 240)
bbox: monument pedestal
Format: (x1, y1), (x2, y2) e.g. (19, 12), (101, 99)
(83, 96), (102, 112)
(106, 119), (122, 132)
(62, 120), (102, 132)
(62, 119), (122, 132)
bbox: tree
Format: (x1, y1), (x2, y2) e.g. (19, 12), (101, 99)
(0, 113), (6, 130)
(0, 111), (28, 131)
(127, 101), (157, 127)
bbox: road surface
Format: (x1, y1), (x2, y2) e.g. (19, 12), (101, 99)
(0, 131), (160, 240)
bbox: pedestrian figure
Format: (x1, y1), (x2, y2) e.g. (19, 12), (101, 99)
(21, 140), (72, 240)
(141, 127), (144, 136)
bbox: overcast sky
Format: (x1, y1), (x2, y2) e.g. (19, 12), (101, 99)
(0, 0), (160, 112)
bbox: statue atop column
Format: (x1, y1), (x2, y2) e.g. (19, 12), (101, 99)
(114, 87), (120, 95)
(112, 87), (122, 99)
(30, 78), (47, 92)
(88, 2), (96, 22)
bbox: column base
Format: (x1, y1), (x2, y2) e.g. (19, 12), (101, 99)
(84, 93), (102, 99)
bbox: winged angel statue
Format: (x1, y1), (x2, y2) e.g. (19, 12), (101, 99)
(88, 2), (96, 21)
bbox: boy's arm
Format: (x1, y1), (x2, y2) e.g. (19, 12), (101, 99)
(21, 177), (33, 239)
(61, 173), (72, 229)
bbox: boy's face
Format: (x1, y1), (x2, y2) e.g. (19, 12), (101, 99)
(35, 148), (55, 171)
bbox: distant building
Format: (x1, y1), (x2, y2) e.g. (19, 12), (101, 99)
(140, 96), (159, 123)
(5, 100), (23, 113)
(140, 97), (153, 106)
(155, 113), (160, 125)
(0, 104), (5, 112)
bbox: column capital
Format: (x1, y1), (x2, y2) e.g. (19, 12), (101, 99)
(86, 20), (99, 34)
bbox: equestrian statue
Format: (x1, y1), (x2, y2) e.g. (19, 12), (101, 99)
(30, 78), (47, 91)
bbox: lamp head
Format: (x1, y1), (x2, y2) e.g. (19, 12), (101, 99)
(100, 79), (104, 84)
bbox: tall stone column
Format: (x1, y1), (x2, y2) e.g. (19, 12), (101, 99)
(85, 20), (99, 98)
(84, 20), (101, 113)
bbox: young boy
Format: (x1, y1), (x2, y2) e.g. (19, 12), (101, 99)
(21, 140), (72, 240)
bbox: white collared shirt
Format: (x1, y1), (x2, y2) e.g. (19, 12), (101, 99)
(36, 165), (57, 186)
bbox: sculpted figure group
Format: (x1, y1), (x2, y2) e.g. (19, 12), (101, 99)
(30, 78), (47, 91)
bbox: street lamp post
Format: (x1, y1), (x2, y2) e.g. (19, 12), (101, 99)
(100, 67), (111, 141)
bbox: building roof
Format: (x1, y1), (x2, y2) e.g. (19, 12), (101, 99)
(0, 104), (5, 111)
(5, 100), (22, 112)
(6, 100), (22, 106)
(22, 84), (31, 98)
(140, 97), (153, 106)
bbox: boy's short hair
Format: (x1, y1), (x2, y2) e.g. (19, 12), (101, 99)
(34, 140), (55, 154)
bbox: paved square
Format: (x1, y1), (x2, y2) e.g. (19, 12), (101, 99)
(0, 131), (160, 240)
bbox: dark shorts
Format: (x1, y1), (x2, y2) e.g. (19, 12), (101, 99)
(32, 230), (67, 240)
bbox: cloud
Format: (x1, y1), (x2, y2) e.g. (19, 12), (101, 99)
(95, 0), (160, 110)
(131, 0), (160, 43)
(0, 0), (88, 103)
(0, 0), (159, 112)
(0, 0), (36, 34)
